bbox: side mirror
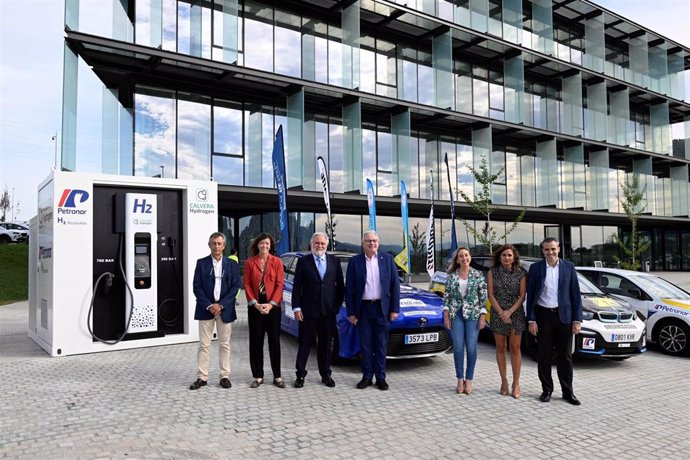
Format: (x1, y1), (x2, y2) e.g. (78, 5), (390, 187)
(627, 288), (643, 300)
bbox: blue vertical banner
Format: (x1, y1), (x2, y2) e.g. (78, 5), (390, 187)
(425, 171), (436, 278)
(366, 178), (377, 231)
(444, 152), (458, 257)
(394, 180), (411, 274)
(272, 125), (289, 255)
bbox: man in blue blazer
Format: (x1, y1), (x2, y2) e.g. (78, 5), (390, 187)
(526, 237), (583, 405)
(190, 232), (241, 390)
(345, 230), (400, 390)
(292, 232), (345, 388)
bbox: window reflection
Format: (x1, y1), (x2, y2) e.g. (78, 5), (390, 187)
(244, 17), (273, 72)
(134, 89), (176, 178)
(212, 155), (243, 185)
(177, 96), (211, 180)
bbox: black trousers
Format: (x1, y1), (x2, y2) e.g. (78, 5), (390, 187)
(248, 306), (282, 379)
(295, 315), (336, 379)
(535, 306), (574, 396)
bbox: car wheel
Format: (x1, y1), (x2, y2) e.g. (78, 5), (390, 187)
(654, 319), (690, 357)
(0, 235), (11, 244)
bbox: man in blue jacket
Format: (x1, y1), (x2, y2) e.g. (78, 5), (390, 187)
(190, 232), (241, 390)
(345, 230), (400, 390)
(526, 237), (583, 405)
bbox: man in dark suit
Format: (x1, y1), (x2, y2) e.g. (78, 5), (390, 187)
(345, 230), (400, 390)
(292, 232), (345, 388)
(526, 237), (583, 405)
(190, 232), (241, 390)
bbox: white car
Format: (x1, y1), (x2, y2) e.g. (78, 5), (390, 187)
(578, 267), (690, 357)
(0, 224), (25, 243)
(0, 222), (28, 242)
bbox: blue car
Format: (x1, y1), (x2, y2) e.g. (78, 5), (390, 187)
(280, 252), (452, 359)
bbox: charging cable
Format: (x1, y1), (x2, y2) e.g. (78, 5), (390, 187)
(86, 233), (135, 344)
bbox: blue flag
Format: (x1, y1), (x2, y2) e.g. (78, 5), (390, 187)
(366, 178), (377, 231)
(272, 126), (289, 255)
(444, 153), (458, 257)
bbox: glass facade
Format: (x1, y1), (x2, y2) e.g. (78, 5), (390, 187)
(60, 0), (690, 271)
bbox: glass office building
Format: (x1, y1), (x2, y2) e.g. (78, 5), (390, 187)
(60, 0), (690, 270)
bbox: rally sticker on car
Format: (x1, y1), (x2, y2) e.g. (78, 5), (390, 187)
(656, 300), (690, 316)
(582, 338), (596, 350)
(590, 297), (618, 307)
(400, 298), (426, 308)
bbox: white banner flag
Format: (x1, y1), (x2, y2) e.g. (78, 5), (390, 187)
(425, 171), (436, 278)
(317, 156), (334, 251)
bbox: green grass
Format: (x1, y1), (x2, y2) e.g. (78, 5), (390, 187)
(0, 243), (28, 305)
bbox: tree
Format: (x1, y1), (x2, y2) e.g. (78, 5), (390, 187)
(0, 186), (10, 222)
(409, 222), (426, 274)
(458, 154), (526, 254)
(613, 174), (651, 270)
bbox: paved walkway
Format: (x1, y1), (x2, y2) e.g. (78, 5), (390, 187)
(1, 274), (689, 459)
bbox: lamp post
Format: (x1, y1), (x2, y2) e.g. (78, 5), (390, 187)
(52, 132), (58, 170)
(10, 187), (15, 221)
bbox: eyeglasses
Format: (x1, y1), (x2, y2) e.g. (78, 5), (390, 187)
(364, 239), (379, 243)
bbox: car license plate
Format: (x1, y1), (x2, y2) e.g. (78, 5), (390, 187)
(405, 332), (439, 344)
(611, 333), (636, 342)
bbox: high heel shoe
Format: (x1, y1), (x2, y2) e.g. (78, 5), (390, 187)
(456, 379), (464, 394)
(511, 382), (521, 399)
(463, 380), (473, 395)
(500, 380), (509, 396)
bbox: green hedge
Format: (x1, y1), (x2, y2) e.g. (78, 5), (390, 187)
(0, 243), (28, 305)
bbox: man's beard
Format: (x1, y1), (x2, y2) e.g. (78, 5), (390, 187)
(313, 249), (326, 257)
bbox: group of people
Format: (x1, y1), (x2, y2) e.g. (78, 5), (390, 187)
(189, 230), (399, 392)
(441, 238), (582, 405)
(189, 229), (583, 405)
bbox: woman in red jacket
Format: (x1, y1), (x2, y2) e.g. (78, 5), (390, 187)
(244, 233), (286, 388)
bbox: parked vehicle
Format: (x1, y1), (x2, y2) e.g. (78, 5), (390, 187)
(578, 267), (690, 357)
(0, 224), (25, 243)
(429, 257), (646, 360)
(280, 252), (452, 360)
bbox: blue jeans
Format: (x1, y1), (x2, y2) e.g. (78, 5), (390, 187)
(449, 316), (479, 380)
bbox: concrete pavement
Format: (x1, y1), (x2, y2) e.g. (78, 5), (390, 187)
(2, 291), (689, 459)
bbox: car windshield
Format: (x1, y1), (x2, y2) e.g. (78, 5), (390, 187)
(577, 272), (603, 294)
(628, 275), (690, 300)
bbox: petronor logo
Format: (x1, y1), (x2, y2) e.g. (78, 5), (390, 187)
(58, 189), (90, 208)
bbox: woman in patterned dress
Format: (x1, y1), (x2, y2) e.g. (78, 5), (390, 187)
(487, 244), (527, 398)
(442, 247), (488, 395)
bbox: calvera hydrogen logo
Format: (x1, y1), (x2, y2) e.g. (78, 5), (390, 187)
(57, 188), (90, 225)
(189, 188), (215, 215)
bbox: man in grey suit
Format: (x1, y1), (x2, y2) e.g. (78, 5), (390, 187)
(526, 237), (583, 405)
(292, 232), (345, 388)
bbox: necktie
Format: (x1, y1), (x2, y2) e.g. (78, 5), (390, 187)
(317, 256), (325, 280)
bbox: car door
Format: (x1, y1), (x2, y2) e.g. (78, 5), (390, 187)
(597, 272), (651, 320)
(280, 255), (299, 335)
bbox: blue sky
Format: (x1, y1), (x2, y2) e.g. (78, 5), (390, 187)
(0, 0), (688, 222)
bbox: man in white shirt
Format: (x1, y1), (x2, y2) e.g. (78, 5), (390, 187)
(190, 232), (241, 390)
(526, 237), (583, 405)
(345, 231), (400, 390)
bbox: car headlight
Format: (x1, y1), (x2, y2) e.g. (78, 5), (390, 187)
(582, 311), (594, 320)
